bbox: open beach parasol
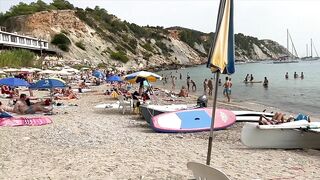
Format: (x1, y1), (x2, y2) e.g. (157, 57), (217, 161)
(123, 71), (162, 84)
(30, 78), (66, 89)
(206, 0), (235, 165)
(0, 77), (30, 87)
(92, 70), (105, 79)
(107, 75), (122, 82)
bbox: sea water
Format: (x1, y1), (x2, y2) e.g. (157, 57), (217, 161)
(155, 60), (320, 117)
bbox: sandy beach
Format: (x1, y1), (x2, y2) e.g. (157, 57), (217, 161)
(1, 84), (320, 180)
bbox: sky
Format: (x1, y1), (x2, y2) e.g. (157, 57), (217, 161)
(1, 0), (320, 57)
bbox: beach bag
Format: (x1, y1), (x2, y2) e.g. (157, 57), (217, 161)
(295, 113), (310, 121)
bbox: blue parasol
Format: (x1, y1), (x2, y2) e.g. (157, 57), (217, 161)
(30, 78), (66, 89)
(93, 70), (105, 79)
(106, 75), (122, 82)
(0, 77), (30, 87)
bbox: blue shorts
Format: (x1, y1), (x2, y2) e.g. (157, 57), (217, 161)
(223, 88), (231, 95)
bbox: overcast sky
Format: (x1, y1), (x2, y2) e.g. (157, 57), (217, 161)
(1, 0), (320, 56)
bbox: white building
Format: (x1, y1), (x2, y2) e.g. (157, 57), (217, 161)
(0, 29), (48, 50)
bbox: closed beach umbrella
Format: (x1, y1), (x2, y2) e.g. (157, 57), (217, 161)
(107, 75), (122, 82)
(123, 71), (162, 84)
(30, 78), (66, 89)
(0, 77), (30, 87)
(206, 0), (235, 165)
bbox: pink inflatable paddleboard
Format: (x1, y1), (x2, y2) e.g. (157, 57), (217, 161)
(151, 108), (236, 133)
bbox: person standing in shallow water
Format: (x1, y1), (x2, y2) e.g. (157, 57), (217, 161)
(263, 77), (269, 87)
(285, 72), (289, 79)
(223, 77), (232, 102)
(203, 79), (208, 95)
(186, 75), (191, 91)
(191, 80), (196, 91)
(208, 78), (213, 96)
(300, 72), (304, 79)
(294, 72), (298, 79)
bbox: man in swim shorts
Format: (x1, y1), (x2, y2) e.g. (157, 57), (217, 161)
(223, 77), (232, 102)
(14, 94), (52, 114)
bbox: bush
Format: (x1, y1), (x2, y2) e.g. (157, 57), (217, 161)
(141, 43), (154, 52)
(51, 33), (71, 52)
(110, 51), (129, 63)
(0, 49), (37, 67)
(75, 41), (86, 50)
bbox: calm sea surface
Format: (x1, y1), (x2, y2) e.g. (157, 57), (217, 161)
(155, 60), (320, 117)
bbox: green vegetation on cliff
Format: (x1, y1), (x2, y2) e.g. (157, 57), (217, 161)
(0, 0), (289, 65)
(0, 0), (74, 24)
(0, 49), (39, 67)
(51, 33), (71, 52)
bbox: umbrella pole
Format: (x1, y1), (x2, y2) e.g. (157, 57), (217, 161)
(206, 72), (220, 165)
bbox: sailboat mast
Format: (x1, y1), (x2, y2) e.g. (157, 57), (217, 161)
(287, 29), (290, 58)
(311, 38), (313, 57)
(306, 44), (308, 57)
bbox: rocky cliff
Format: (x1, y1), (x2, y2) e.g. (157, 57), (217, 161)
(2, 8), (289, 70)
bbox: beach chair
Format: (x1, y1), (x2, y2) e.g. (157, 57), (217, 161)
(187, 162), (230, 180)
(118, 95), (132, 114)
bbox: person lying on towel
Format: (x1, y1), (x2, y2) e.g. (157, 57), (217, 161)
(259, 112), (295, 125)
(14, 94), (52, 114)
(55, 87), (78, 100)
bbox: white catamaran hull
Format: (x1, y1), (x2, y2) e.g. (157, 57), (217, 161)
(241, 123), (320, 149)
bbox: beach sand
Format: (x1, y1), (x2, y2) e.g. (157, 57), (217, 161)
(0, 85), (320, 179)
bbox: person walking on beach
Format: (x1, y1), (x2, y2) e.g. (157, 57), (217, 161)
(191, 80), (196, 91)
(208, 78), (213, 96)
(223, 77), (232, 102)
(263, 77), (269, 87)
(186, 75), (191, 91)
(300, 72), (304, 79)
(179, 73), (182, 80)
(203, 79), (208, 95)
(171, 76), (176, 90)
(285, 72), (289, 79)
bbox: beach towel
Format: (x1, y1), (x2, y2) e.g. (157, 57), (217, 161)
(0, 117), (52, 127)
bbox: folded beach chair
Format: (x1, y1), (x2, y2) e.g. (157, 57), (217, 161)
(187, 162), (230, 180)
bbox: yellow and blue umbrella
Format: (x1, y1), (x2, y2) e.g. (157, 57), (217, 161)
(207, 0), (235, 74)
(123, 71), (162, 84)
(206, 0), (235, 166)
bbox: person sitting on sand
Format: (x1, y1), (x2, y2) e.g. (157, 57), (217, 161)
(14, 94), (52, 114)
(1, 85), (10, 94)
(259, 112), (295, 125)
(178, 86), (188, 97)
(55, 87), (78, 100)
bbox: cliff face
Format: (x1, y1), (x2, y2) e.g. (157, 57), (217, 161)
(3, 10), (288, 70)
